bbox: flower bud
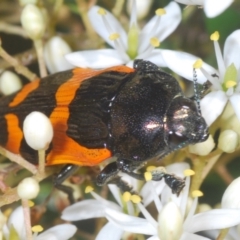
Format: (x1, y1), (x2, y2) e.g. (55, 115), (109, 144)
(21, 4), (46, 40)
(23, 111), (53, 150)
(158, 201), (183, 240)
(44, 36), (73, 74)
(218, 129), (239, 153)
(189, 134), (215, 156)
(222, 177), (240, 208)
(17, 177), (40, 199)
(0, 71), (22, 95)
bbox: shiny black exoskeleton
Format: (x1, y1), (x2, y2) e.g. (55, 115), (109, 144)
(55, 60), (208, 197)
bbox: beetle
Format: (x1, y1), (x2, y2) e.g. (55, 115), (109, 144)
(0, 60), (208, 196)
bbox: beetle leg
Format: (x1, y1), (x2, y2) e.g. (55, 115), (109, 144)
(96, 162), (136, 193)
(117, 159), (186, 196)
(117, 159), (146, 180)
(96, 162), (120, 186)
(53, 164), (79, 203)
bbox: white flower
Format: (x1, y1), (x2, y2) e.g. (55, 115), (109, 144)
(62, 163), (187, 239)
(101, 165), (240, 240)
(65, 1), (181, 68)
(174, 0), (233, 18)
(222, 177), (240, 209)
(62, 163), (240, 239)
(2, 206), (77, 240)
(161, 30), (240, 126)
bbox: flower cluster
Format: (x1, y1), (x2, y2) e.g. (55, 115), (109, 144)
(0, 0), (239, 239)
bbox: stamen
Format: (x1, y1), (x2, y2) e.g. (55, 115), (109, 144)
(184, 169), (195, 176)
(137, 202), (158, 227)
(155, 8), (166, 16)
(210, 31), (225, 79)
(193, 59), (203, 69)
(123, 191), (131, 202)
(156, 166), (166, 173)
(32, 225), (43, 233)
(150, 37), (160, 47)
(109, 33), (120, 41)
(146, 166), (156, 172)
(210, 31), (219, 41)
(28, 200), (35, 207)
(85, 185), (94, 193)
(149, 181), (162, 212)
(192, 190), (204, 198)
(144, 171), (152, 181)
(97, 8), (107, 15)
(131, 194), (141, 203)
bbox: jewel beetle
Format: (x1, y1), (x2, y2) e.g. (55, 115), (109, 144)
(0, 60), (208, 196)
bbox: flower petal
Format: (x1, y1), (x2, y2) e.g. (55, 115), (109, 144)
(88, 6), (127, 49)
(223, 30), (240, 71)
(7, 206), (26, 240)
(105, 208), (157, 235)
(204, 0), (233, 18)
(61, 199), (121, 221)
(139, 2), (181, 53)
(181, 232), (211, 240)
(174, 0), (203, 4)
(96, 222), (123, 240)
(200, 91), (228, 126)
(222, 177), (240, 208)
(139, 49), (167, 67)
(184, 209), (240, 233)
(147, 236), (159, 240)
(36, 224), (77, 240)
(229, 94), (240, 123)
(141, 180), (165, 207)
(160, 50), (216, 83)
(65, 49), (127, 68)
(108, 184), (123, 208)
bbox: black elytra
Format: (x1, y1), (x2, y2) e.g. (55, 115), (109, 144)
(55, 59), (209, 197)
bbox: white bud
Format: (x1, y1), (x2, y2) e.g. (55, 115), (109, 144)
(17, 177), (40, 199)
(44, 36), (73, 74)
(127, 0), (153, 20)
(222, 177), (240, 208)
(23, 111), (53, 150)
(218, 130), (239, 153)
(158, 201), (183, 240)
(21, 4), (46, 40)
(189, 134), (215, 156)
(0, 71), (22, 95)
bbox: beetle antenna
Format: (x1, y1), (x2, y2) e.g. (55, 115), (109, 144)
(193, 68), (202, 116)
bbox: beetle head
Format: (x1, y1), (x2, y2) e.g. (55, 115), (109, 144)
(165, 96), (209, 147)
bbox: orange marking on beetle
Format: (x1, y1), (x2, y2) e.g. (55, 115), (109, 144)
(4, 113), (23, 154)
(9, 79), (40, 107)
(46, 68), (114, 166)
